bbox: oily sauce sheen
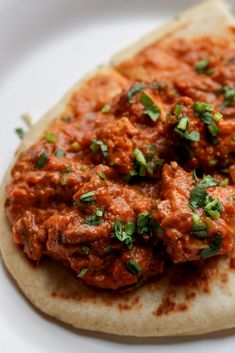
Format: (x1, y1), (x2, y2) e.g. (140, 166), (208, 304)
(5, 36), (235, 290)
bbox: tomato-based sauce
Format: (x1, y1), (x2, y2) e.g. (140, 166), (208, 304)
(5, 37), (235, 290)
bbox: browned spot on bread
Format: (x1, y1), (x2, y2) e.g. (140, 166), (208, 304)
(220, 272), (228, 284)
(118, 296), (142, 311)
(153, 289), (188, 316)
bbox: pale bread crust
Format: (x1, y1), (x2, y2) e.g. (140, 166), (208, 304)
(1, 0), (235, 337)
(111, 0), (235, 66)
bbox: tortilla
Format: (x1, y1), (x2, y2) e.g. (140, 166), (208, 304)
(1, 0), (235, 337)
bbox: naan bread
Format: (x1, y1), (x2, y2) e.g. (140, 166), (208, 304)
(1, 0), (235, 336)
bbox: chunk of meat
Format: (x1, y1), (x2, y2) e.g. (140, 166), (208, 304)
(154, 163), (235, 263)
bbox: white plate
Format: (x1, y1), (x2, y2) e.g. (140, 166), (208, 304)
(1, 0), (235, 352)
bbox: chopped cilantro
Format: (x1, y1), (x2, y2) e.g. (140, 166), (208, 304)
(200, 232), (222, 258)
(192, 214), (200, 223)
(60, 177), (67, 185)
(197, 175), (218, 188)
(192, 221), (208, 238)
(175, 116), (200, 142)
(220, 86), (235, 107)
(190, 187), (208, 209)
(55, 149), (64, 157)
(79, 191), (96, 203)
(101, 104), (111, 113)
(36, 151), (48, 169)
(134, 148), (146, 166)
(61, 116), (72, 123)
(84, 206), (105, 225)
(77, 268), (88, 278)
(189, 175), (218, 209)
(140, 92), (161, 122)
(127, 82), (167, 101)
(65, 165), (73, 172)
(165, 113), (171, 120)
(194, 102), (214, 113)
(195, 59), (211, 74)
(90, 140), (108, 159)
(97, 171), (106, 180)
(15, 127), (25, 139)
(220, 178), (229, 186)
(204, 196), (222, 220)
(81, 245), (90, 254)
(71, 141), (81, 151)
(126, 259), (142, 276)
(44, 131), (56, 144)
(213, 112), (223, 121)
(113, 220), (135, 249)
(137, 212), (151, 235)
(173, 103), (183, 117)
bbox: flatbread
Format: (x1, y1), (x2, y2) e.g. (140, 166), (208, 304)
(1, 0), (235, 337)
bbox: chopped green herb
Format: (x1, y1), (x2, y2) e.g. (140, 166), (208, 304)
(71, 141), (81, 151)
(190, 175), (218, 209)
(207, 123), (220, 137)
(197, 175), (218, 188)
(151, 219), (163, 236)
(55, 149), (64, 157)
(79, 191), (96, 203)
(15, 127), (25, 139)
(36, 151), (48, 169)
(192, 169), (199, 183)
(220, 86), (235, 107)
(192, 214), (200, 223)
(134, 148), (146, 166)
(195, 59), (210, 74)
(194, 102), (214, 113)
(60, 177), (67, 185)
(190, 187), (208, 209)
(140, 92), (161, 122)
(65, 165), (73, 172)
(220, 178), (229, 186)
(177, 116), (188, 130)
(173, 103), (183, 117)
(113, 220), (135, 248)
(204, 196), (222, 220)
(81, 245), (90, 254)
(61, 116), (72, 123)
(186, 131), (200, 142)
(78, 268), (88, 278)
(165, 113), (171, 120)
(44, 131), (56, 144)
(127, 82), (167, 101)
(200, 232), (222, 258)
(193, 102), (221, 144)
(137, 212), (151, 235)
(97, 171), (106, 179)
(192, 221), (208, 238)
(132, 147), (164, 178)
(175, 116), (200, 142)
(90, 140), (108, 159)
(101, 104), (111, 113)
(213, 112), (223, 121)
(103, 245), (112, 253)
(85, 206), (105, 225)
(126, 259), (142, 276)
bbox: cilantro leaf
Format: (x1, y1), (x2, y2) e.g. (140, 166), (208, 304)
(140, 92), (161, 122)
(126, 259), (142, 276)
(200, 232), (222, 258)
